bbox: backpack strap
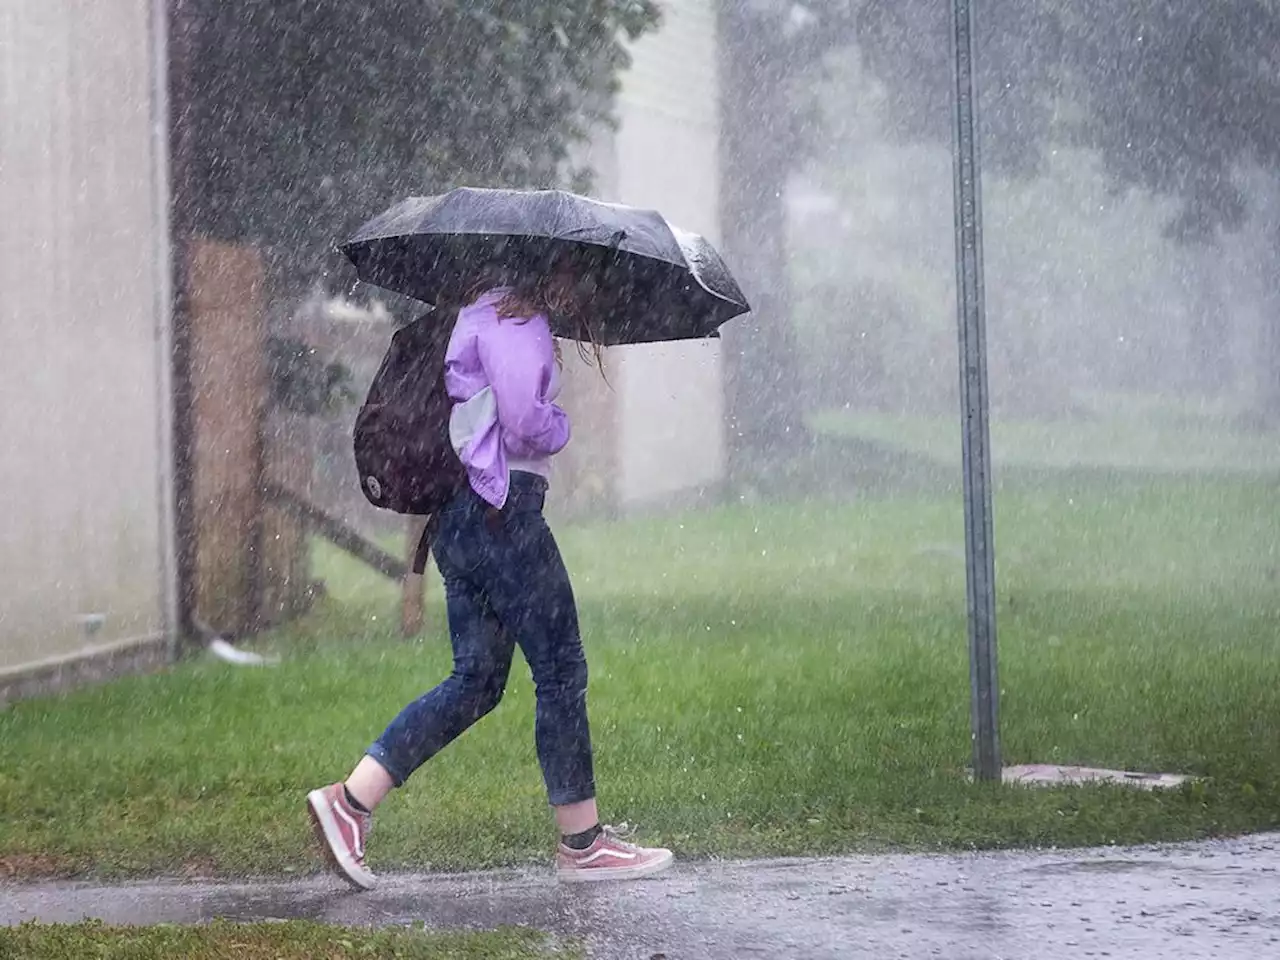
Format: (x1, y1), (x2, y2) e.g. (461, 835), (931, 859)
(411, 513), (441, 575)
(410, 471), (470, 575)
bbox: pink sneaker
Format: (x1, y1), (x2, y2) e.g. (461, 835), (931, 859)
(556, 824), (674, 883)
(306, 783), (375, 890)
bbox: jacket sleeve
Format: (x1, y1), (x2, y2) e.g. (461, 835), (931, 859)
(475, 313), (571, 458)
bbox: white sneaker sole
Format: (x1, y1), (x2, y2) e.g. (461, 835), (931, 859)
(307, 789), (376, 891)
(556, 849), (675, 883)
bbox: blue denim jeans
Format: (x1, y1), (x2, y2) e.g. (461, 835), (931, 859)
(366, 472), (596, 807)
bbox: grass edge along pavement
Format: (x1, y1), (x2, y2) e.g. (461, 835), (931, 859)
(1, 420), (1278, 882)
(0, 920), (580, 960)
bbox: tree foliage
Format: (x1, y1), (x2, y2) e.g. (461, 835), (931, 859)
(850, 0), (1280, 236)
(736, 1), (1280, 232)
(182, 0), (659, 293)
(730, 1), (1280, 419)
(1050, 1), (1280, 241)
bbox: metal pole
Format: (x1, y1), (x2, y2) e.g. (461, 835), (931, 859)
(949, 0), (1001, 780)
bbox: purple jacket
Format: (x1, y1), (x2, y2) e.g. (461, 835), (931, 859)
(444, 289), (570, 508)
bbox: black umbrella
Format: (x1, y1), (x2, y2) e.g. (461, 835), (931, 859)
(339, 187), (750, 346)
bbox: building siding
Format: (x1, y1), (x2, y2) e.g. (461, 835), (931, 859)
(619, 0), (719, 133)
(612, 0), (726, 508)
(0, 0), (172, 676)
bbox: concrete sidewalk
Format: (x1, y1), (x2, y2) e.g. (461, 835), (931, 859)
(3, 833), (1278, 959)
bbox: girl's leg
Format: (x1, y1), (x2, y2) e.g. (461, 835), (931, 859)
(554, 798), (599, 835)
(360, 574), (514, 796)
(482, 489), (672, 881)
(482, 508), (597, 812)
(309, 541), (513, 889)
(343, 755), (394, 813)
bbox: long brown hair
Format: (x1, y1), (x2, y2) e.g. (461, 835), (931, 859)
(457, 265), (607, 374)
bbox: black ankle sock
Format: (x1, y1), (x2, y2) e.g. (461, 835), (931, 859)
(562, 824), (602, 850)
(343, 785), (370, 814)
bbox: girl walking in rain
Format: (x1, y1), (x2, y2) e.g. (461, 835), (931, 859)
(307, 263), (674, 889)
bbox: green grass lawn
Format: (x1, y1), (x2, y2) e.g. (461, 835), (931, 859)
(810, 403), (1280, 474)
(0, 921), (575, 960)
(2, 461), (1278, 881)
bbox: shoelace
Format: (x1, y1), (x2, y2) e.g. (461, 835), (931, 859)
(601, 823), (637, 849)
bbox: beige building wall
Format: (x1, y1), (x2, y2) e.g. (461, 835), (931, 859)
(558, 0), (726, 514)
(0, 0), (173, 677)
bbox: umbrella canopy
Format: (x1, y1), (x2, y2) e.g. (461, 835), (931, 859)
(339, 187), (749, 346)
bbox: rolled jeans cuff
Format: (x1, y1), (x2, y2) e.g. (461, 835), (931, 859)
(364, 743), (409, 788)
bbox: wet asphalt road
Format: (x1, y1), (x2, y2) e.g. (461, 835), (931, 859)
(3, 833), (1278, 959)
